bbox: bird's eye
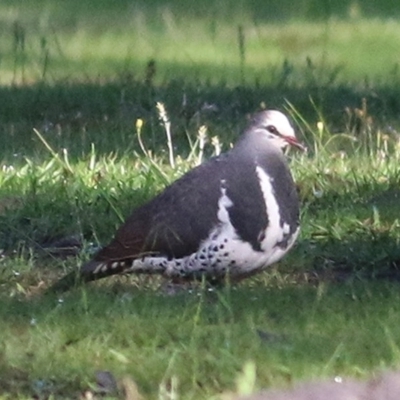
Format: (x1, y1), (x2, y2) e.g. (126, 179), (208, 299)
(266, 125), (278, 134)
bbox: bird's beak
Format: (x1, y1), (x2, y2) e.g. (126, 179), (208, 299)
(284, 136), (307, 152)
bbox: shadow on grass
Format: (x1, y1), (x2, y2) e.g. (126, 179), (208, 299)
(1, 76), (400, 161)
(295, 180), (400, 280)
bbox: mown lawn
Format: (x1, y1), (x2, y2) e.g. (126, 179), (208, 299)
(1, 1), (400, 398)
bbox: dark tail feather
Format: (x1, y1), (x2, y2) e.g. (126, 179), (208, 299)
(47, 260), (128, 293)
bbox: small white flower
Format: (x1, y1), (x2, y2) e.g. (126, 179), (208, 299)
(313, 189), (323, 198)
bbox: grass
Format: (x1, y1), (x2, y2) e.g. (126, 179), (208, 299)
(1, 0), (400, 398)
(1, 98), (400, 399)
(2, 1), (400, 85)
(3, 281), (400, 399)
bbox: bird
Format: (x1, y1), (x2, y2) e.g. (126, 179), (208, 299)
(52, 110), (304, 291)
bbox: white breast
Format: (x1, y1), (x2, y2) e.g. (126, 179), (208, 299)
(256, 166), (299, 266)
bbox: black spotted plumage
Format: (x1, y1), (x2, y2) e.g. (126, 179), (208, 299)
(51, 110), (304, 291)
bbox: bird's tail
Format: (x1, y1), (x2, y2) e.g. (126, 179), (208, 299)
(47, 259), (128, 293)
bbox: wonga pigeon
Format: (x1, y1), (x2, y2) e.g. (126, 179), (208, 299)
(52, 110), (304, 291)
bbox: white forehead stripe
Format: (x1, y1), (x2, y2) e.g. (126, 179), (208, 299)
(264, 110), (295, 138)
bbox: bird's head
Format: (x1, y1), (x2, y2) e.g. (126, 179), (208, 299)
(249, 110), (305, 152)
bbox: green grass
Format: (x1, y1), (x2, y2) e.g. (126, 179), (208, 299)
(2, 1), (400, 85)
(2, 281), (400, 398)
(1, 99), (400, 398)
(1, 1), (400, 398)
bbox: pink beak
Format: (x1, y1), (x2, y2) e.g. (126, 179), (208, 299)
(284, 135), (307, 152)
